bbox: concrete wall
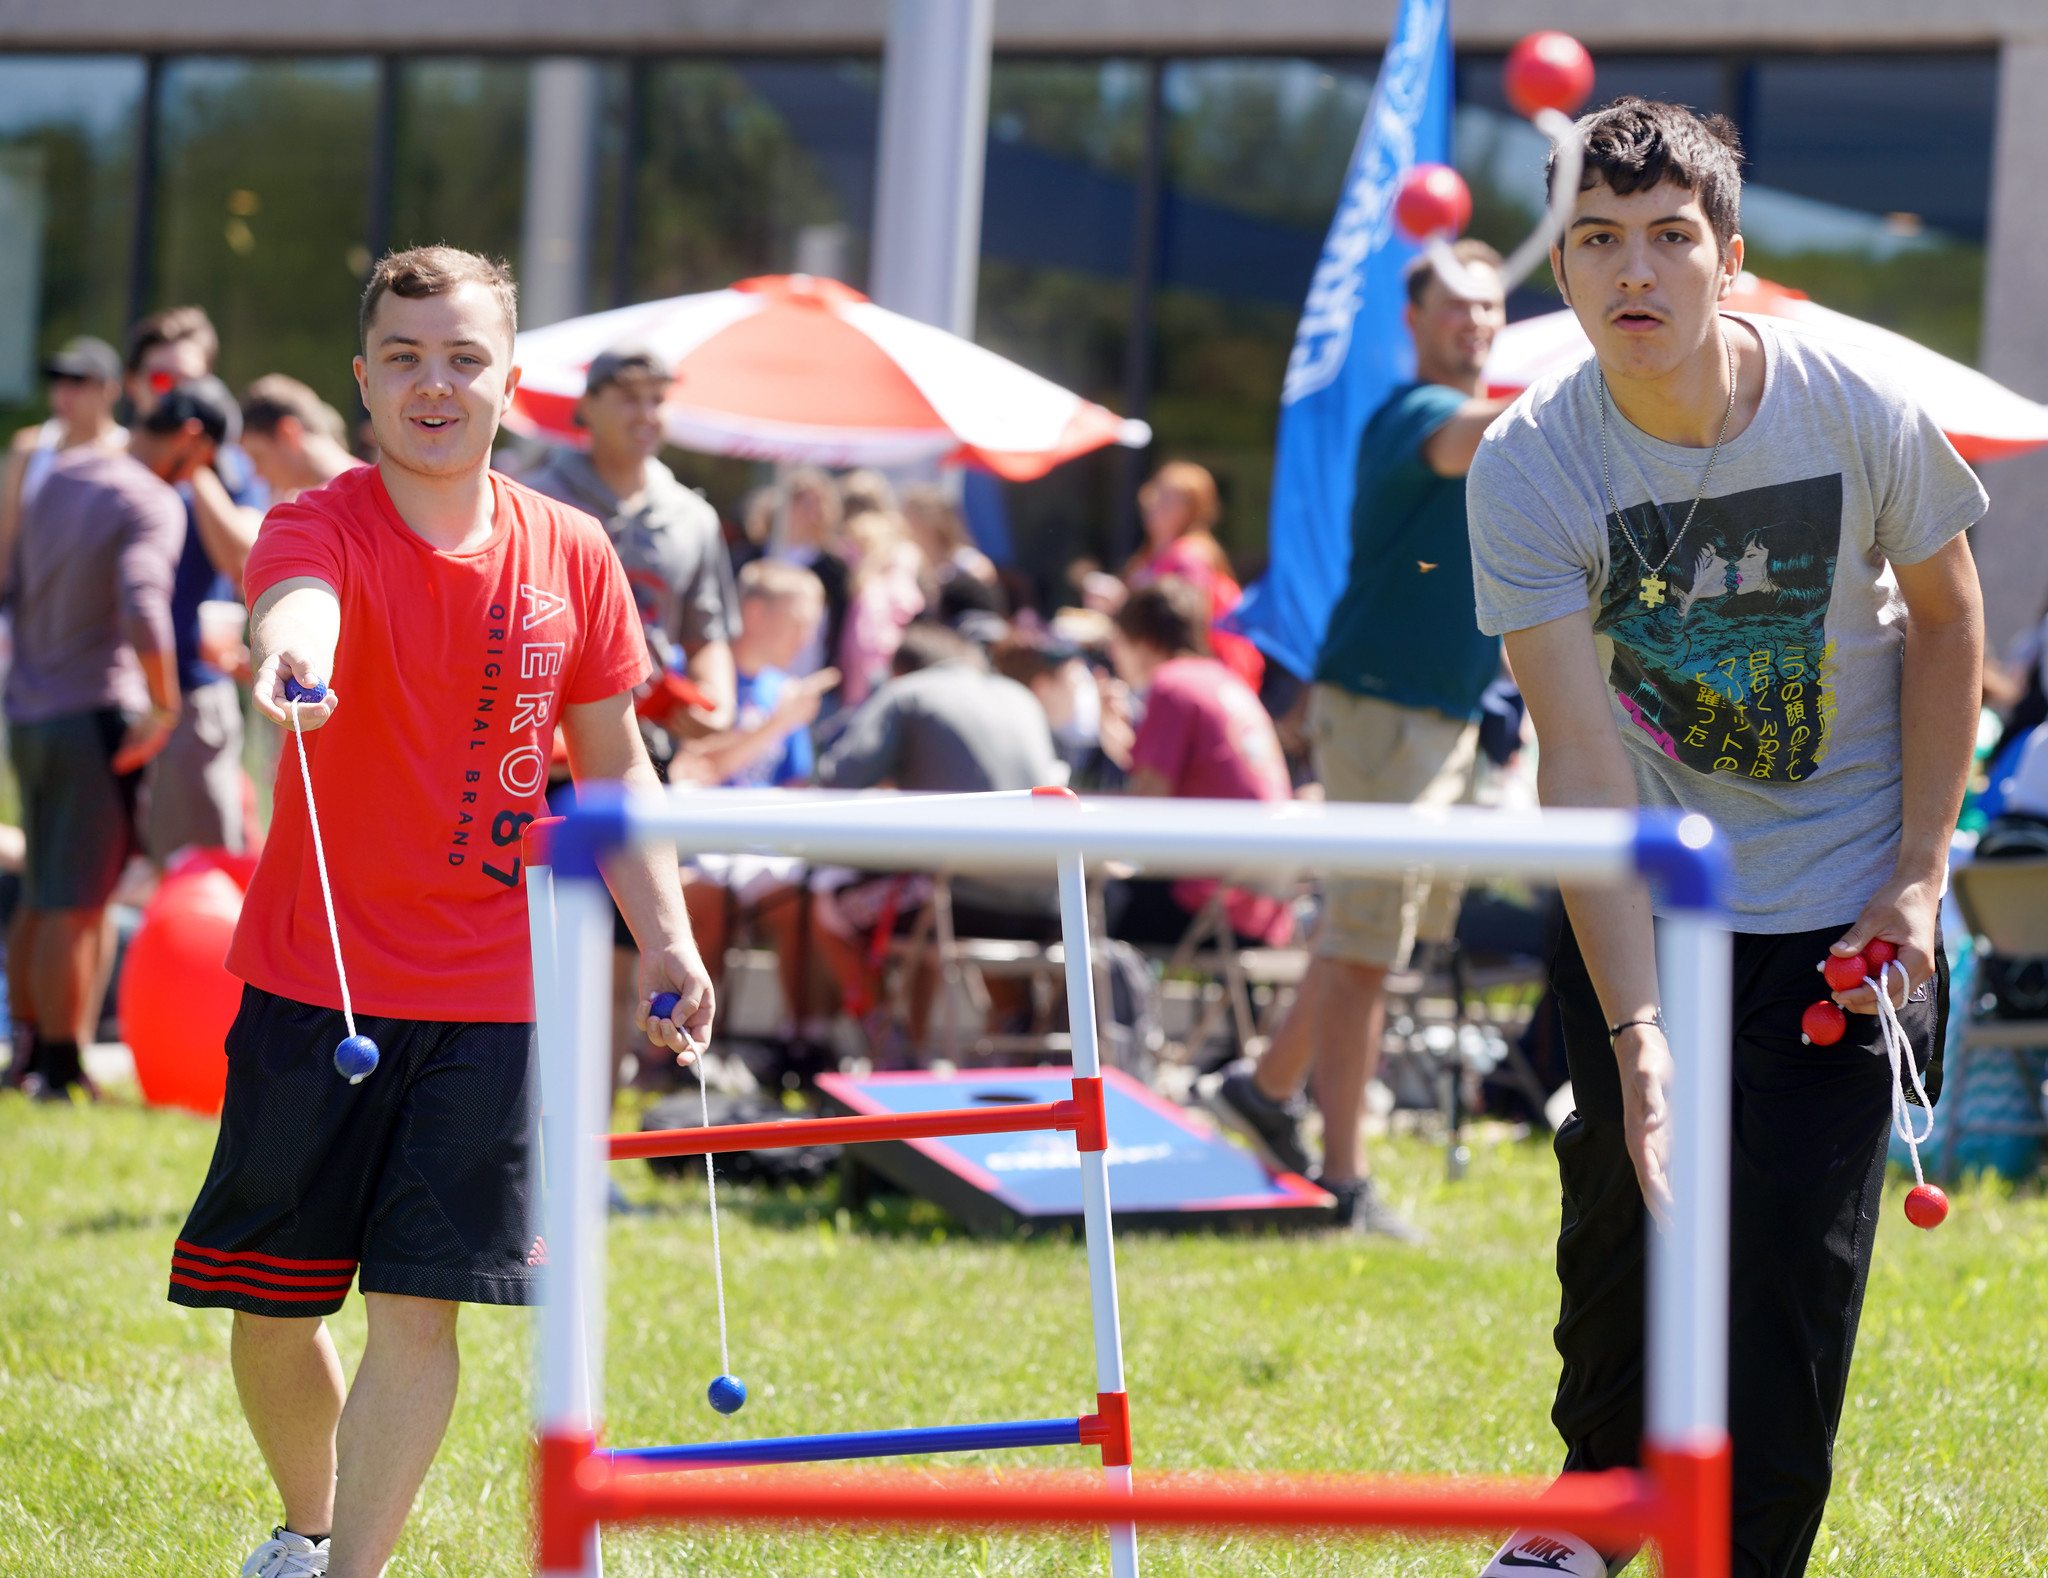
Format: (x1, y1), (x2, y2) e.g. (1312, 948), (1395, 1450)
(0, 0), (2039, 52)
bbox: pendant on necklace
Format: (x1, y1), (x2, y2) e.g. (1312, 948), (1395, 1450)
(1638, 572), (1668, 609)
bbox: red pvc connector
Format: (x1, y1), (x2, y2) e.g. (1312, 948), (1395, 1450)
(1080, 1391), (1133, 1467)
(523, 814), (566, 867)
(537, 1430), (598, 1570)
(1067, 1077), (1108, 1152)
(1645, 1435), (1731, 1578)
(1032, 785), (1078, 799)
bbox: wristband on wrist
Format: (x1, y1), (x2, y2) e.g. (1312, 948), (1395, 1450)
(1608, 1009), (1665, 1040)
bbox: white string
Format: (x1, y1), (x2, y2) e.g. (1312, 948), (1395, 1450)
(700, 1068), (730, 1377)
(291, 699), (356, 1040)
(1869, 960), (1935, 1186)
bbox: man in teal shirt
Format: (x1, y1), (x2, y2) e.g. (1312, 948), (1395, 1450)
(1217, 237), (1513, 1237)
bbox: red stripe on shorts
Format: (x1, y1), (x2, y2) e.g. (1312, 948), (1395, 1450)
(170, 1255), (354, 1292)
(173, 1239), (359, 1273)
(169, 1272), (351, 1303)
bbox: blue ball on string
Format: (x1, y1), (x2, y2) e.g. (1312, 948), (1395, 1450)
(336, 1034), (380, 1085)
(707, 1373), (747, 1415)
(282, 676), (328, 705)
(650, 991), (681, 1021)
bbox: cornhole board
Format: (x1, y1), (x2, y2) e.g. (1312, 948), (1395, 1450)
(815, 1067), (1334, 1232)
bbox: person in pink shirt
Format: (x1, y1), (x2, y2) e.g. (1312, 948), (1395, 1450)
(1121, 461), (1264, 692)
(1104, 576), (1292, 948)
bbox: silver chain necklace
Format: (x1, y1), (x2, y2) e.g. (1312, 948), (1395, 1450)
(1598, 337), (1738, 610)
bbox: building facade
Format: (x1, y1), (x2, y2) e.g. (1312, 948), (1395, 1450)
(2, 0), (2042, 646)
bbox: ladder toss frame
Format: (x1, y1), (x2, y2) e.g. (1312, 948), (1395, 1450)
(526, 789), (1732, 1578)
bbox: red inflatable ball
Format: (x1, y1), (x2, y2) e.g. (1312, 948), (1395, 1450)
(1904, 1182), (1949, 1229)
(1504, 31), (1596, 119)
(1394, 163), (1472, 243)
(118, 864), (246, 1116)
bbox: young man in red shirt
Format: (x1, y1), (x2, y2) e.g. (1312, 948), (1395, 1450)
(167, 246), (714, 1578)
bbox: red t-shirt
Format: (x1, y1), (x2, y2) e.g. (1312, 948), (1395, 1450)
(227, 466), (648, 1021)
(1129, 656), (1293, 944)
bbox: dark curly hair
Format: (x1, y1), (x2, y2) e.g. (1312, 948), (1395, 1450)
(1549, 97), (1744, 255)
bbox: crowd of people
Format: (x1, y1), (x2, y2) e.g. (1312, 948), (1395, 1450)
(0, 90), (2004, 1578)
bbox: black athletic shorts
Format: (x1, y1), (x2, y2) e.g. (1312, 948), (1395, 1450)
(13, 707), (140, 911)
(169, 985), (540, 1317)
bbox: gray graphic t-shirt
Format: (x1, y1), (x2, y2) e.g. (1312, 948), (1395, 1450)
(1467, 314), (1986, 931)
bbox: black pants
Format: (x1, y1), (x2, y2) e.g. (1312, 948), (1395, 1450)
(1547, 918), (1947, 1578)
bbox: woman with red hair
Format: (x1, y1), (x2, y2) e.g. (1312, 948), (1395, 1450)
(1120, 461), (1263, 690)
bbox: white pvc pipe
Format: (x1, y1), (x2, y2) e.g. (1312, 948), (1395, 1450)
(1647, 913), (1732, 1449)
(538, 870), (614, 1578)
(629, 790), (1637, 885)
(1059, 854), (1138, 1578)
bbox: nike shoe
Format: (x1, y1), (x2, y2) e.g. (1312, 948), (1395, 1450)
(1328, 1175), (1427, 1243)
(240, 1527), (330, 1577)
(1478, 1529), (1639, 1576)
(1212, 1069), (1313, 1177)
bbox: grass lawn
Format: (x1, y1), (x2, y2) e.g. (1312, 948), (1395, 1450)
(0, 1090), (2042, 1576)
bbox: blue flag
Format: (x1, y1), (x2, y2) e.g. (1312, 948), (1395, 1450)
(1228, 0), (1454, 681)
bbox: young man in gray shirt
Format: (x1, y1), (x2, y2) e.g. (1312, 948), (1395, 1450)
(1465, 102), (1983, 1578)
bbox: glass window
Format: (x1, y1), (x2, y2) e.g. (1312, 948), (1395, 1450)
(389, 60), (530, 269)
(154, 58), (376, 414)
(632, 59), (876, 301)
(0, 56), (143, 424)
(1151, 57), (1376, 568)
(979, 59), (1147, 597)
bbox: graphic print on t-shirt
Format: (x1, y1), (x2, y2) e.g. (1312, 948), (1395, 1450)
(1595, 474), (1841, 783)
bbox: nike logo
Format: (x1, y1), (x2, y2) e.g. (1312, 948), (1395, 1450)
(1494, 1549), (1578, 1571)
(1417, 560), (1438, 573)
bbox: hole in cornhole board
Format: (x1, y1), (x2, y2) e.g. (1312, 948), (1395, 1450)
(816, 1067), (1335, 1234)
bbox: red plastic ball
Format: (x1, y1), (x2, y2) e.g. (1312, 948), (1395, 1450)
(1904, 1182), (1949, 1229)
(1800, 1000), (1847, 1046)
(1821, 953), (1869, 993)
(1394, 163), (1472, 242)
(1504, 31), (1597, 119)
(117, 866), (245, 1116)
(1863, 938), (1898, 972)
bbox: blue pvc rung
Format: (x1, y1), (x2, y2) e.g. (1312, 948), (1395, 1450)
(608, 1416), (1084, 1469)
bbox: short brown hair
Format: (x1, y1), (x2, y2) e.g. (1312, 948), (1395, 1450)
(126, 305), (217, 375)
(737, 557), (824, 611)
(1114, 576), (1210, 659)
(242, 373), (346, 444)
(1404, 238), (1505, 306)
(1552, 98), (1743, 256)
(358, 245), (518, 352)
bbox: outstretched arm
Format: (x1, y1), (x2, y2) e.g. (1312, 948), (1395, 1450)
(249, 576), (342, 730)
(559, 690), (715, 1062)
(1422, 394), (1517, 478)
(1507, 607), (1673, 1222)
(1827, 532), (1982, 1012)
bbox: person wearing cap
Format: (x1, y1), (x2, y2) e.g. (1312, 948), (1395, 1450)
(2, 379), (229, 1097)
(0, 336), (129, 568)
(520, 345), (738, 746)
(124, 307), (266, 863)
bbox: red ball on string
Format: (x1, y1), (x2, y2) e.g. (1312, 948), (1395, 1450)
(1394, 163), (1472, 243)
(1801, 1000), (1847, 1046)
(1504, 31), (1597, 119)
(1863, 938), (1898, 972)
(1822, 953), (1869, 993)
(1904, 1182), (1949, 1229)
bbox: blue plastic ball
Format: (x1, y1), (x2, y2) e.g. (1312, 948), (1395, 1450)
(650, 991), (681, 1022)
(282, 676), (328, 704)
(707, 1373), (747, 1415)
(335, 1034), (380, 1084)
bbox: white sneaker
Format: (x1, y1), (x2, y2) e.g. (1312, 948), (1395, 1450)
(1479, 1528), (1637, 1576)
(241, 1526), (330, 1577)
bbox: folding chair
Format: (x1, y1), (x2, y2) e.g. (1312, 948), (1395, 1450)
(1942, 854), (2048, 1181)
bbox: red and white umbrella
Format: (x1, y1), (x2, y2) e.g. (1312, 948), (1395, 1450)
(1482, 273), (2048, 464)
(506, 273), (1149, 480)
